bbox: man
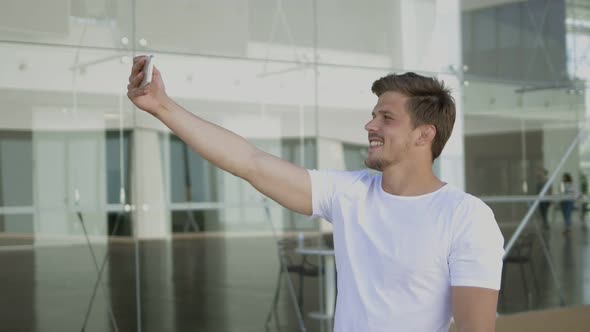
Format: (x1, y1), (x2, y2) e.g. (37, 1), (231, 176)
(127, 56), (504, 332)
(580, 173), (588, 226)
(536, 168), (552, 230)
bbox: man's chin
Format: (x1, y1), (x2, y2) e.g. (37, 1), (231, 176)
(364, 159), (383, 171)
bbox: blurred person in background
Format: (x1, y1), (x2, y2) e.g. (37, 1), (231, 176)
(579, 173), (588, 228)
(560, 172), (576, 235)
(536, 168), (552, 230)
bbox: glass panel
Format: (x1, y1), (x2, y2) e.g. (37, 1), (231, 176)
(462, 0), (590, 316)
(0, 33), (136, 331)
(317, 0), (460, 73)
(134, 48), (320, 329)
(463, 81), (585, 313)
(156, 53), (317, 234)
(0, 0), (133, 50)
(0, 131), (34, 234)
(17, 1), (590, 331)
(316, 0), (394, 68)
(134, 0), (314, 61)
(463, 0), (568, 82)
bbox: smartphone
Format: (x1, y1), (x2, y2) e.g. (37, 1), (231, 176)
(140, 55), (154, 88)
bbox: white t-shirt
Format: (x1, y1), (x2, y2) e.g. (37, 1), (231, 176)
(308, 169), (504, 332)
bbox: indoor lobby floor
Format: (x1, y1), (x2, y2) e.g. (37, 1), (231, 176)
(1, 220), (589, 332)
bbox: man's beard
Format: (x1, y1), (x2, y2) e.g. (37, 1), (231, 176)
(365, 157), (388, 171)
(364, 140), (410, 171)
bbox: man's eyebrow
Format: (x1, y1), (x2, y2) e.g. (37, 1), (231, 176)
(371, 110), (394, 116)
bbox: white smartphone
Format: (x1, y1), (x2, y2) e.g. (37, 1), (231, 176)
(140, 55), (154, 88)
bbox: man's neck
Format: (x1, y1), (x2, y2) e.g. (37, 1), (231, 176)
(380, 161), (444, 197)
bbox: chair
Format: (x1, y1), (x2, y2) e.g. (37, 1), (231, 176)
(265, 238), (321, 332)
(501, 232), (539, 309)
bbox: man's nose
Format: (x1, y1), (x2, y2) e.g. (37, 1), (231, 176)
(365, 118), (377, 132)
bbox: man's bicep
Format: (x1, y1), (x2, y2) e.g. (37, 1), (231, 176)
(449, 198), (505, 290)
(246, 151), (313, 216)
(451, 286), (498, 332)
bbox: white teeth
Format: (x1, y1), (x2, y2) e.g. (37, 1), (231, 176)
(369, 141), (383, 147)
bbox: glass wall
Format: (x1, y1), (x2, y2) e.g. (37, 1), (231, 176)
(0, 1), (137, 330)
(462, 0), (590, 313)
(0, 1), (508, 331)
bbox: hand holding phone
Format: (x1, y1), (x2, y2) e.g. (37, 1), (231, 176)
(140, 55), (154, 88)
(128, 54), (168, 116)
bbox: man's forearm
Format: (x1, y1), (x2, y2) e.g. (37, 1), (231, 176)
(155, 97), (258, 179)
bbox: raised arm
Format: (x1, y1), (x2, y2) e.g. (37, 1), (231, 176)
(127, 56), (312, 216)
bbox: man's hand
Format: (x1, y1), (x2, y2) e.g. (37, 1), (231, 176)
(127, 55), (169, 116)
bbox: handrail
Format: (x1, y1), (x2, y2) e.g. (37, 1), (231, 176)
(480, 194), (580, 203)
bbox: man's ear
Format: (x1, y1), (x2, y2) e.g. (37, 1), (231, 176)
(417, 125), (436, 146)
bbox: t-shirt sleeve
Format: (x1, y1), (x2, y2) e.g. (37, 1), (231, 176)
(449, 197), (505, 290)
(307, 169), (363, 222)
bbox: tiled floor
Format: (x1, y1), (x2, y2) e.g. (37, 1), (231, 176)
(0, 220), (589, 332)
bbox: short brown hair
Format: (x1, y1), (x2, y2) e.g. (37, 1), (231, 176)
(371, 72), (456, 161)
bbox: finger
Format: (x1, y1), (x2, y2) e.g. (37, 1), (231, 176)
(128, 87), (147, 99)
(133, 55), (147, 64)
(129, 64), (144, 84)
(129, 71), (145, 87)
(129, 57), (146, 81)
(129, 58), (146, 80)
(127, 90), (145, 100)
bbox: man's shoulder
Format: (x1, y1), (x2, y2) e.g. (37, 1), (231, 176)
(308, 169), (377, 199)
(438, 184), (471, 205)
(439, 185), (494, 219)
